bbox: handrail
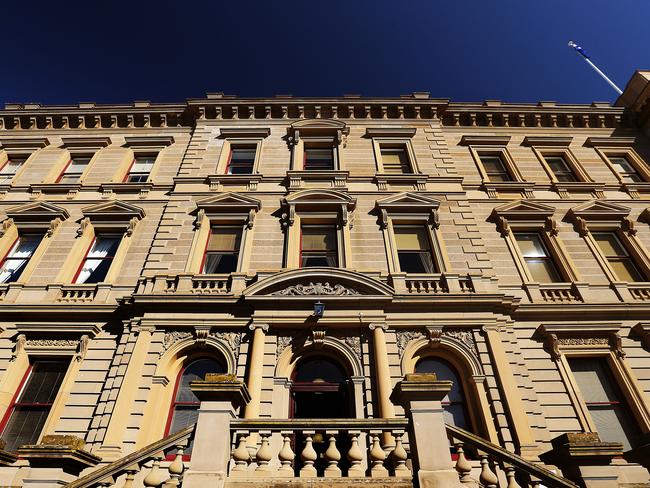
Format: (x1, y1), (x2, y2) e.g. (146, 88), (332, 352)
(231, 418), (409, 430)
(65, 425), (194, 488)
(446, 424), (577, 488)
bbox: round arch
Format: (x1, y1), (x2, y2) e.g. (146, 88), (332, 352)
(401, 336), (483, 377)
(275, 336), (362, 379)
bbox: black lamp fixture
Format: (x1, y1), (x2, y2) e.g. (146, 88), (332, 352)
(313, 300), (325, 318)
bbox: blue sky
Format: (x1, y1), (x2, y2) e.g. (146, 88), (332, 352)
(2, 1), (648, 105)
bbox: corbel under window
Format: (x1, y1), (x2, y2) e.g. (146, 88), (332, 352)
(375, 192), (446, 274)
(461, 135), (533, 198)
(56, 201), (145, 284)
(281, 189), (356, 269)
(568, 200), (650, 288)
(186, 193), (261, 274)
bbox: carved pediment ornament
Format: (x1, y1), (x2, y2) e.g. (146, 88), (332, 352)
(271, 282), (360, 296)
(12, 334), (89, 362)
(160, 329), (242, 359)
(0, 218), (14, 238)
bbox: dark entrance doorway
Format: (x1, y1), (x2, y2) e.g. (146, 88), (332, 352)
(290, 356), (353, 475)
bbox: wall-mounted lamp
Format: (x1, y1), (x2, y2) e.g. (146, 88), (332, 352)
(313, 301), (325, 318)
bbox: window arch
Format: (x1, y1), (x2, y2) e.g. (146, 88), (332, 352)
(415, 356), (471, 431)
(165, 357), (226, 440)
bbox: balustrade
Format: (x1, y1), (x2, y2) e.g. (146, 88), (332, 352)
(229, 419), (410, 479)
(404, 276), (448, 294)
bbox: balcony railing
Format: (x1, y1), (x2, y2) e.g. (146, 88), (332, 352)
(229, 418), (411, 479)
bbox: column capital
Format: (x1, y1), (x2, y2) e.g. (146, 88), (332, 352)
(369, 322), (388, 331)
(249, 323), (269, 332)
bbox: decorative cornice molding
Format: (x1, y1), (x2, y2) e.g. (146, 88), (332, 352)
(365, 127), (416, 138)
(219, 127), (270, 138)
(459, 135), (511, 146)
(0, 137), (49, 151)
(60, 137), (111, 151)
(522, 136), (573, 146)
(536, 324), (625, 359)
(585, 136), (636, 147)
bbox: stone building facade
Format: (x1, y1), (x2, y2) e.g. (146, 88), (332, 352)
(0, 72), (648, 488)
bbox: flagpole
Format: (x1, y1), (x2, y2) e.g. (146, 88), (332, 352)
(568, 41), (622, 95)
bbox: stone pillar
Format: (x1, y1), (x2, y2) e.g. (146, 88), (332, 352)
(98, 323), (154, 459)
(369, 323), (395, 420)
(482, 325), (537, 458)
(182, 375), (251, 488)
(540, 433), (624, 488)
(243, 323), (268, 419)
(18, 435), (100, 488)
(390, 373), (464, 488)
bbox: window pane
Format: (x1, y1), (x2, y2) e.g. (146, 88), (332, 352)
(546, 156), (577, 181)
(301, 254), (338, 267)
(2, 407), (50, 452)
(294, 358), (347, 383)
(0, 158), (26, 182)
(75, 236), (120, 284)
(609, 259), (644, 282)
(228, 147), (256, 174)
(397, 251), (436, 273)
(132, 156), (155, 172)
(514, 233), (548, 258)
(88, 237), (120, 258)
(480, 156), (511, 181)
(304, 148), (334, 170)
(394, 226), (430, 251)
(381, 148), (411, 174)
(19, 362), (68, 404)
(0, 235), (42, 284)
(208, 227), (242, 252)
(175, 359), (225, 403)
(302, 226), (337, 251)
(203, 253), (238, 273)
(525, 259), (562, 283)
(593, 233), (628, 257)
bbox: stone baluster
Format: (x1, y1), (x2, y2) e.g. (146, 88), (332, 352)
(165, 445), (185, 486)
(300, 432), (318, 477)
(454, 442), (473, 483)
(143, 455), (167, 487)
(504, 466), (522, 488)
(479, 455), (498, 488)
(324, 431), (341, 477)
(369, 433), (388, 477)
(278, 432), (295, 476)
(255, 432), (273, 472)
(232, 433), (251, 472)
(98, 478), (114, 488)
(347, 431), (365, 477)
(122, 466), (138, 488)
(392, 431), (410, 478)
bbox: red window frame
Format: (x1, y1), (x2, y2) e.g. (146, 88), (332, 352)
(224, 147), (256, 175)
(200, 226), (242, 274)
(122, 155), (155, 183)
(0, 365), (33, 435)
(72, 235), (120, 284)
(55, 159), (74, 183)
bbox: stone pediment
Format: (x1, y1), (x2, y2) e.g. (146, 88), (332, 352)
(243, 268), (394, 298)
(568, 200), (631, 221)
(195, 193), (262, 213)
(81, 201), (146, 222)
(5, 201), (70, 224)
(492, 200), (556, 220)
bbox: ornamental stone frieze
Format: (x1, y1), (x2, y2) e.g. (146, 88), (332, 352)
(270, 282), (360, 296)
(395, 328), (478, 357)
(160, 330), (242, 360)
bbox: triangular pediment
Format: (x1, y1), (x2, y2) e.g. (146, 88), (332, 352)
(82, 200), (145, 221)
(243, 268), (394, 299)
(196, 192), (262, 212)
(5, 202), (70, 223)
(376, 192), (440, 209)
(569, 200), (631, 221)
(492, 200), (556, 219)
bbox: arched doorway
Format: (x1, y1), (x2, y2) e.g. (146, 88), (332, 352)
(290, 355), (353, 474)
(290, 355), (353, 418)
(415, 356), (472, 432)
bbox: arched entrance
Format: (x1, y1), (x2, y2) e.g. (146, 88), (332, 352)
(290, 356), (353, 418)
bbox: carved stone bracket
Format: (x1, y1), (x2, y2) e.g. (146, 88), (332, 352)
(0, 218), (14, 238)
(631, 323), (650, 349)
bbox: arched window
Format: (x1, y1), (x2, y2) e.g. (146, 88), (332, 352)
(291, 356), (352, 419)
(415, 356), (471, 431)
(165, 358), (226, 437)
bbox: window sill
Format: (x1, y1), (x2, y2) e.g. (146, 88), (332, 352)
(30, 183), (83, 193)
(482, 181), (535, 198)
(551, 181), (605, 199)
(374, 173), (428, 191)
(207, 174), (262, 191)
(620, 182), (650, 199)
(286, 170), (349, 190)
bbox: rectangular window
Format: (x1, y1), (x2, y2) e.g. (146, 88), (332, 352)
(74, 235), (121, 284)
(514, 232), (562, 283)
(125, 155), (156, 183)
(480, 155), (512, 182)
(545, 156), (577, 182)
(593, 232), (645, 282)
(609, 156), (643, 183)
(0, 156), (27, 184)
(0, 234), (42, 284)
(202, 226), (242, 273)
(300, 225), (338, 267)
(381, 146), (412, 174)
(0, 360), (68, 452)
(304, 146), (334, 171)
(57, 156), (91, 184)
(226, 146), (256, 175)
(394, 225), (437, 273)
(568, 357), (639, 451)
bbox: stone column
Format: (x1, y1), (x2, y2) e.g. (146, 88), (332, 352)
(182, 375), (251, 488)
(482, 324), (537, 458)
(99, 323), (154, 459)
(369, 323), (395, 420)
(390, 373), (464, 488)
(243, 323), (268, 419)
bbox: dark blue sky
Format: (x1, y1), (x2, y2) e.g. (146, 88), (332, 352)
(2, 1), (648, 105)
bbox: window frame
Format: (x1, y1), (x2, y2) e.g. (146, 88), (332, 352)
(72, 233), (123, 284)
(597, 147), (650, 185)
(56, 154), (93, 184)
(0, 233), (44, 284)
(535, 148), (589, 184)
(0, 153), (30, 185)
(299, 223), (340, 268)
(123, 153), (159, 183)
(469, 146), (523, 183)
(216, 138), (263, 175)
(512, 231), (565, 284)
(391, 223), (439, 274)
(373, 139), (419, 174)
(200, 224), (245, 274)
